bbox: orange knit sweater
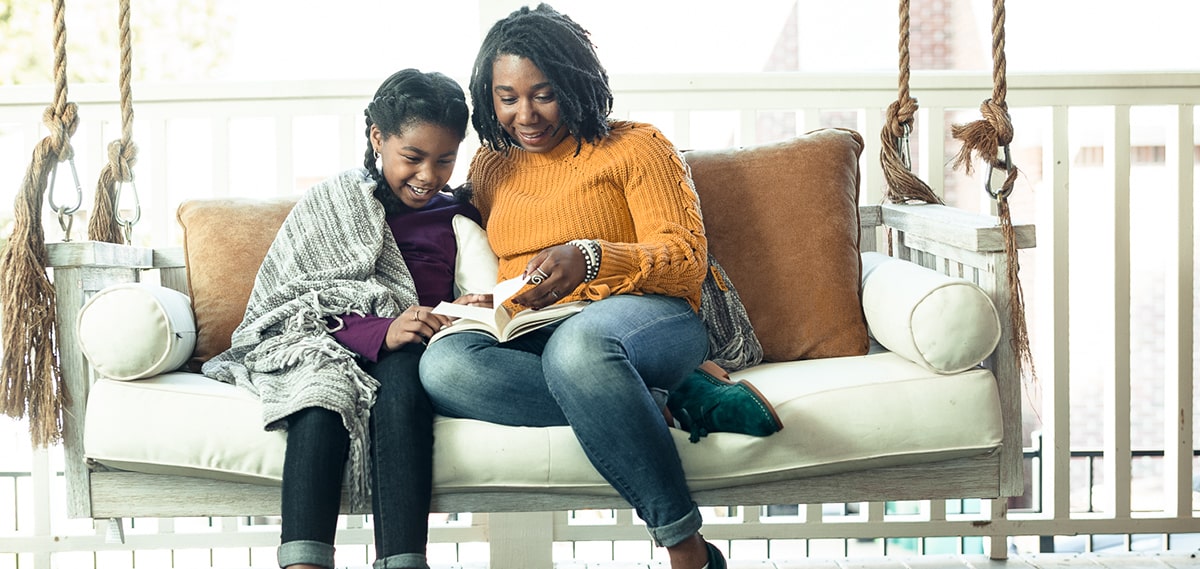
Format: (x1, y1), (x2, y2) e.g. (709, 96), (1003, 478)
(468, 121), (707, 311)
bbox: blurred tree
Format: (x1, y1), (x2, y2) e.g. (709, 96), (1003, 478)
(0, 0), (236, 85)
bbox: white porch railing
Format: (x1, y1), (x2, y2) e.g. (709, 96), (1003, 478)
(0, 71), (1197, 567)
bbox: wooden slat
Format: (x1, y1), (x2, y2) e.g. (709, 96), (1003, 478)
(862, 106), (886, 206)
(487, 512), (554, 569)
(920, 106), (946, 199)
(1104, 105), (1133, 519)
(46, 241), (155, 269)
(53, 266), (92, 518)
(880, 203), (1036, 253)
(85, 452), (1003, 521)
(1044, 104), (1073, 521)
(1163, 103), (1195, 518)
(739, 108), (756, 145)
(31, 449), (51, 569)
(144, 117), (170, 247)
(275, 116), (293, 195)
(212, 115), (231, 198)
(976, 250), (1024, 498)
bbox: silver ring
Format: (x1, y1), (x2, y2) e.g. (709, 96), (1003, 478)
(530, 268), (549, 285)
(550, 290), (560, 299)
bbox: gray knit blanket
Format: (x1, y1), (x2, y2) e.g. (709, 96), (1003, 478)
(202, 168), (418, 510)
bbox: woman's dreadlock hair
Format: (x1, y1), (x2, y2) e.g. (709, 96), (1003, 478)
(362, 69), (469, 210)
(469, 3), (613, 155)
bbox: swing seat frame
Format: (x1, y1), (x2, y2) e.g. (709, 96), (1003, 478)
(44, 129), (1034, 563)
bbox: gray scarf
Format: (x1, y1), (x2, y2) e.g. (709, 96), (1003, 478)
(202, 168), (418, 510)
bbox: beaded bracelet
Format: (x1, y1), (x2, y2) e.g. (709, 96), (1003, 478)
(569, 239), (601, 282)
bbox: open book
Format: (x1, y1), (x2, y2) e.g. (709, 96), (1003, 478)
(429, 275), (588, 344)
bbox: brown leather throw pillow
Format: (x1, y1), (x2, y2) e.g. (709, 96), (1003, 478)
(176, 197), (298, 370)
(683, 128), (869, 362)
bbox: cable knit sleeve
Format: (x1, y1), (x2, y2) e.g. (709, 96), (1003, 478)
(586, 124), (707, 310)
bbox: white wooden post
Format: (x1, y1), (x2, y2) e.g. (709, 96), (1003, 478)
(486, 511), (555, 569)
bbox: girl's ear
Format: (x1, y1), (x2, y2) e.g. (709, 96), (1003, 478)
(369, 125), (383, 153)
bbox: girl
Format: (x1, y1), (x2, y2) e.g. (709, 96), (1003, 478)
(204, 69), (484, 569)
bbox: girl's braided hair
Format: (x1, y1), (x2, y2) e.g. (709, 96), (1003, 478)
(469, 3), (613, 155)
(362, 69), (469, 207)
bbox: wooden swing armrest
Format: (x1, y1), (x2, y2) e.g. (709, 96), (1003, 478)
(865, 202), (1035, 498)
(46, 241), (187, 519)
(878, 202), (1036, 253)
(47, 241), (187, 293)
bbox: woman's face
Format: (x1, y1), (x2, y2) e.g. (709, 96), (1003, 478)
(371, 122), (461, 209)
(491, 54), (570, 153)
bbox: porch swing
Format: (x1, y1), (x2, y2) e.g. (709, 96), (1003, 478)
(5, 0), (1035, 564)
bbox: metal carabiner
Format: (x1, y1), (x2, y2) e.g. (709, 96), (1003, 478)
(47, 157), (84, 214)
(985, 144), (1013, 200)
(897, 123), (913, 172)
(56, 207), (75, 241)
(115, 178), (142, 244)
(48, 157), (83, 241)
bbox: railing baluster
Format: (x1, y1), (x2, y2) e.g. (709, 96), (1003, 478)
(920, 105), (946, 200)
(1104, 104), (1133, 519)
(1163, 103), (1195, 519)
(275, 116), (294, 196)
(212, 115), (232, 199)
(1042, 103), (1073, 523)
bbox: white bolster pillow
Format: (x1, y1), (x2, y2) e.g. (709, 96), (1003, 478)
(860, 252), (1001, 374)
(77, 283), (196, 380)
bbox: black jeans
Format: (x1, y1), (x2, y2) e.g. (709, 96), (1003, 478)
(279, 344), (434, 569)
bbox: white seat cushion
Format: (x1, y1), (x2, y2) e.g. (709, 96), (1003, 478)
(84, 352), (1002, 493)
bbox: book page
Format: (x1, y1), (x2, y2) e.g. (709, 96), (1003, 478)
(431, 275), (528, 331)
(429, 275), (587, 343)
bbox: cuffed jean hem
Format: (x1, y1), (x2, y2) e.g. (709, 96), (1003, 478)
(373, 552), (428, 569)
(278, 540), (335, 569)
(646, 504), (703, 548)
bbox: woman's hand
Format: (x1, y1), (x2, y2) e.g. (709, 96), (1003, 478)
(384, 305), (454, 350)
(512, 244), (586, 310)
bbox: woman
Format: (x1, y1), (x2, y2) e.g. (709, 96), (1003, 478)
(419, 5), (726, 568)
(203, 69), (486, 569)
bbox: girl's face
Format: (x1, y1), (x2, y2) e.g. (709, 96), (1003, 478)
(371, 122), (461, 209)
(491, 54), (570, 153)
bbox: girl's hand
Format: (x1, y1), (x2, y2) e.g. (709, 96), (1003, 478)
(453, 293), (493, 308)
(384, 305), (453, 350)
(512, 244), (586, 310)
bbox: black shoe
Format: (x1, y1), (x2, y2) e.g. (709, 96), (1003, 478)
(704, 539), (727, 569)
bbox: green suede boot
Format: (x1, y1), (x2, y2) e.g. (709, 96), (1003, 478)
(666, 361), (784, 443)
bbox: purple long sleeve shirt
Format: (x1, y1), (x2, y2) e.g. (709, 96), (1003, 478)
(331, 192), (481, 362)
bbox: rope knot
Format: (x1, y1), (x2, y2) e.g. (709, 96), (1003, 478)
(106, 140), (139, 181)
(979, 98), (1014, 145)
(40, 102), (79, 159)
(884, 97), (919, 138)
(950, 98), (1015, 176)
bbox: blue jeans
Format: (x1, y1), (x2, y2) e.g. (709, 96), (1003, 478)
(278, 344), (433, 569)
(419, 294), (709, 547)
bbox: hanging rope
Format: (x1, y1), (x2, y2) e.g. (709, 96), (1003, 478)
(0, 0), (76, 447)
(88, 0), (139, 244)
(949, 0), (1035, 386)
(880, 0), (943, 206)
